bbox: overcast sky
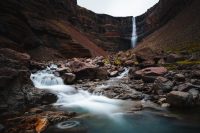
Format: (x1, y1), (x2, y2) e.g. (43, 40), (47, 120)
(77, 0), (159, 17)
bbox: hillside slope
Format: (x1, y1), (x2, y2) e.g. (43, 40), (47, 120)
(134, 0), (200, 53)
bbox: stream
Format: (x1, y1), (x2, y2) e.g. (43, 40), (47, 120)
(30, 65), (200, 133)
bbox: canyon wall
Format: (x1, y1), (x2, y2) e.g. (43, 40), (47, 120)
(0, 0), (132, 60)
(135, 0), (200, 53)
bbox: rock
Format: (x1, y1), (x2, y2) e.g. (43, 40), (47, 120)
(35, 118), (49, 133)
(124, 60), (135, 66)
(0, 124), (4, 132)
(173, 83), (193, 92)
(96, 68), (109, 80)
(191, 70), (200, 78)
(29, 108), (43, 114)
(134, 67), (167, 79)
(0, 48), (30, 64)
(161, 103), (170, 108)
(174, 74), (185, 82)
(166, 91), (193, 107)
(63, 73), (76, 84)
(57, 67), (72, 75)
(109, 71), (119, 77)
(153, 77), (174, 93)
(0, 67), (19, 88)
(3, 111), (76, 133)
(41, 93), (58, 105)
(158, 98), (167, 105)
(128, 67), (137, 79)
(166, 53), (184, 63)
(142, 76), (157, 83)
(188, 89), (199, 100)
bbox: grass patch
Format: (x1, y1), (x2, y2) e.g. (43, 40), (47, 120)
(176, 60), (200, 65)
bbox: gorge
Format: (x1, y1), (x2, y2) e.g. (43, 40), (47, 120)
(0, 0), (200, 133)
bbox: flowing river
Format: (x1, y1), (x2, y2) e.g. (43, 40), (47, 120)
(30, 65), (200, 133)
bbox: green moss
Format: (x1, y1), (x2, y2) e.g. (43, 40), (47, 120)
(103, 58), (110, 65)
(163, 64), (177, 70)
(176, 60), (200, 65)
(165, 42), (200, 54)
(114, 58), (121, 65)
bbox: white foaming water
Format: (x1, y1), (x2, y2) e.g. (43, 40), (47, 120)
(30, 65), (124, 115)
(131, 17), (137, 48)
(115, 68), (129, 79)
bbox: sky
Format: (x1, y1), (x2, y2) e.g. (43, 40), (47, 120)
(77, 0), (159, 17)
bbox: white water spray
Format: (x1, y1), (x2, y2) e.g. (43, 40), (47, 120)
(131, 17), (137, 48)
(30, 65), (127, 115)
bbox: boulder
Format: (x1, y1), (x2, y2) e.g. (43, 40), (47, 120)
(166, 91), (193, 107)
(188, 89), (199, 100)
(63, 73), (76, 84)
(166, 53), (184, 63)
(96, 68), (109, 80)
(41, 93), (58, 105)
(174, 74), (185, 82)
(153, 77), (174, 93)
(134, 67), (167, 79)
(173, 83), (193, 92)
(109, 71), (119, 77)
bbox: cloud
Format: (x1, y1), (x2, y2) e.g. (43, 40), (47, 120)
(77, 0), (159, 17)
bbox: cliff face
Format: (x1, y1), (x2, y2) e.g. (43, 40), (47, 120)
(0, 0), (132, 60)
(136, 0), (193, 40)
(135, 0), (200, 54)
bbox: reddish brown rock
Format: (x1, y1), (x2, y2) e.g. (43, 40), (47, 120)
(135, 67), (168, 78)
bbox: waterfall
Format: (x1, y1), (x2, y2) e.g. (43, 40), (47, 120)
(131, 17), (137, 48)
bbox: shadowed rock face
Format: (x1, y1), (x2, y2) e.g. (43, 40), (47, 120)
(0, 0), (132, 60)
(136, 0), (195, 44)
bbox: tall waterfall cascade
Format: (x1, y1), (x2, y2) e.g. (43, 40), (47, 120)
(131, 17), (137, 48)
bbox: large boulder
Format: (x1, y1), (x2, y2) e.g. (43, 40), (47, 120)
(133, 67), (167, 82)
(63, 73), (76, 84)
(153, 77), (174, 94)
(67, 59), (108, 80)
(166, 91), (193, 107)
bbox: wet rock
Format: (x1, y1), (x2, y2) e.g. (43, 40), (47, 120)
(188, 89), (199, 100)
(41, 93), (58, 105)
(174, 74), (185, 82)
(158, 98), (167, 105)
(35, 118), (49, 133)
(161, 103), (170, 108)
(57, 67), (72, 75)
(166, 91), (193, 107)
(4, 111), (76, 133)
(63, 73), (76, 84)
(131, 102), (143, 111)
(109, 71), (119, 77)
(153, 77), (174, 93)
